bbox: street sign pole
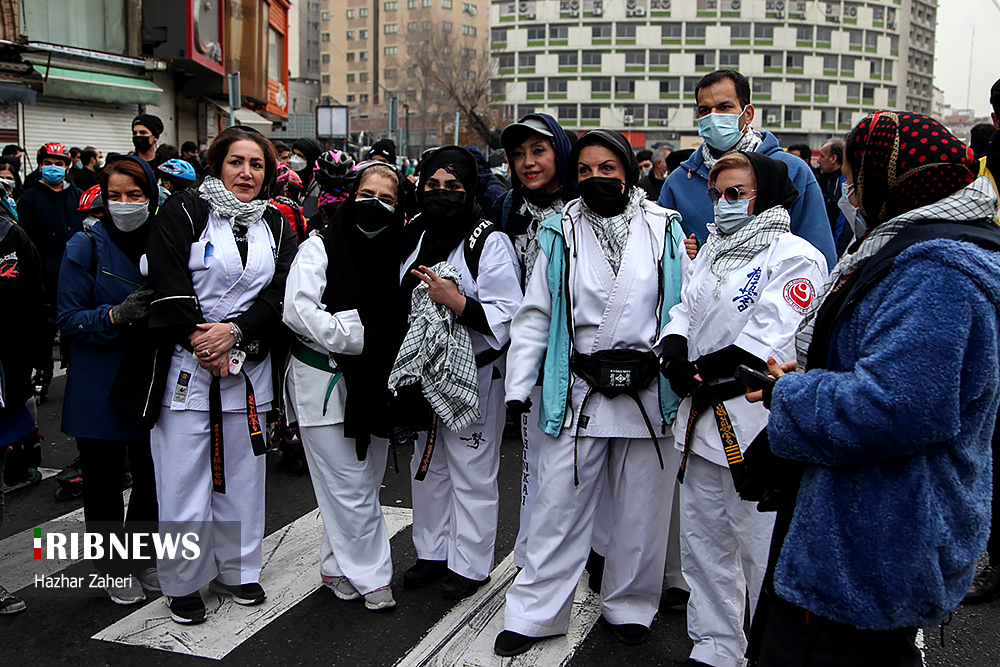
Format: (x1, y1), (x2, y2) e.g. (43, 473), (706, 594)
(227, 72), (241, 127)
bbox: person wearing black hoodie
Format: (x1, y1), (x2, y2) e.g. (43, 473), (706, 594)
(493, 113), (575, 572)
(55, 155), (160, 606)
(0, 190), (47, 616)
(396, 146), (522, 600)
(282, 161), (408, 612)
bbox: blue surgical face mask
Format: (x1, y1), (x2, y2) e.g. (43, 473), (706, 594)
(158, 184), (171, 207)
(713, 197), (755, 234)
(698, 108), (747, 152)
(41, 165), (66, 185)
(838, 182), (867, 238)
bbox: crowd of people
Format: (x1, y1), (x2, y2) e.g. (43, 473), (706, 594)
(0, 68), (999, 667)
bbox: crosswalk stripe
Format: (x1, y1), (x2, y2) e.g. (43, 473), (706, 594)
(394, 551), (602, 667)
(2, 488), (131, 594)
(92, 505), (414, 660)
(2, 466), (60, 493)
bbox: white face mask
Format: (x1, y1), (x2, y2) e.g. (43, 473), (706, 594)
(0, 177), (14, 194)
(838, 181), (867, 238)
(289, 155), (308, 172)
(107, 200), (150, 232)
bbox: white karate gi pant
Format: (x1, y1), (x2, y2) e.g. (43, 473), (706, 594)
(299, 424), (391, 594)
(514, 385), (543, 569)
(151, 409), (266, 597)
(681, 452), (775, 667)
(409, 375), (505, 581)
(505, 432), (678, 636)
(666, 484), (688, 590)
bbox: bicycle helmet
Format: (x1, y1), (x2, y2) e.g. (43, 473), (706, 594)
(157, 158), (198, 183)
(78, 184), (103, 212)
(314, 149), (356, 189)
(38, 142), (71, 163)
(276, 162), (303, 189)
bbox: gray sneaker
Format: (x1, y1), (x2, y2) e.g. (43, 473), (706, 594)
(107, 574), (146, 605)
(322, 575), (360, 601)
(138, 567), (161, 592)
(0, 585), (26, 615)
(364, 586), (396, 612)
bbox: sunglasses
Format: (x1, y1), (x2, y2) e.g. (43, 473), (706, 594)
(708, 186), (757, 204)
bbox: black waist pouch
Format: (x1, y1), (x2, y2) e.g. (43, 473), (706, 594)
(571, 349), (660, 398)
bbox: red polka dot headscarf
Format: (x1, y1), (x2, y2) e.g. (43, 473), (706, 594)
(846, 111), (976, 226)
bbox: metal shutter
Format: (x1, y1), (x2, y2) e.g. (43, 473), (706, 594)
(23, 97), (139, 158)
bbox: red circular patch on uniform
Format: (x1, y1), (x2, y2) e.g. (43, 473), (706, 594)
(783, 278), (815, 314)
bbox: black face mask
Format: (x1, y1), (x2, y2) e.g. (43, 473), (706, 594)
(423, 189), (466, 220)
(354, 198), (396, 237)
(578, 177), (627, 217)
(523, 185), (562, 208)
(132, 135), (152, 153)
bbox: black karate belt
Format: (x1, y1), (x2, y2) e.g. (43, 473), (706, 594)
(474, 340), (510, 369)
(413, 414), (438, 481)
(209, 373), (268, 494)
(677, 380), (747, 485)
(570, 350), (663, 487)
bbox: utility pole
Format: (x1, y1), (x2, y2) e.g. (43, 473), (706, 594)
(454, 111), (459, 144)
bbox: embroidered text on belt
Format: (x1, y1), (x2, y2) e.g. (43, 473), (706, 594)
(677, 380), (747, 484)
(291, 339), (343, 416)
(209, 373), (268, 494)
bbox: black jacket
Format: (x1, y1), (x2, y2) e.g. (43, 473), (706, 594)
(16, 180), (84, 276)
(0, 216), (49, 414)
(638, 171), (665, 202)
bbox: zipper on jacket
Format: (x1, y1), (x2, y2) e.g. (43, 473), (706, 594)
(100, 268), (141, 287)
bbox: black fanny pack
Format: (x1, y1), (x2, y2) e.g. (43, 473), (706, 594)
(569, 349), (664, 485)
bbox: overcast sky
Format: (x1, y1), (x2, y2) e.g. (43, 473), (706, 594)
(935, 0), (1000, 116)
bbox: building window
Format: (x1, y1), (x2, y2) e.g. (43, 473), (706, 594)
(323, 11), (331, 19)
(785, 107), (802, 125)
(384, 1), (398, 9)
(384, 24), (397, 33)
(846, 82), (861, 100)
(814, 80), (829, 97)
(649, 50), (669, 66)
(550, 25), (568, 40)
(408, 0), (417, 6)
(816, 27), (832, 44)
(492, 27), (507, 43)
(841, 55), (855, 74)
(558, 52), (578, 67)
(591, 78), (611, 93)
(360, 7), (368, 16)
(461, 25), (476, 36)
(442, 0), (452, 7)
(870, 59), (882, 77)
(754, 24), (774, 40)
(686, 23), (706, 39)
(662, 23), (681, 39)
(865, 31), (878, 50)
(752, 79), (772, 95)
(491, 80), (505, 95)
(347, 94), (355, 103)
(659, 78), (679, 94)
(592, 23), (611, 39)
(385, 45), (398, 55)
(581, 51), (602, 66)
(786, 53), (804, 69)
(719, 50), (739, 67)
(848, 30), (862, 48)
(615, 78), (635, 94)
(267, 28), (283, 81)
(360, 51), (368, 61)
(624, 50), (644, 65)
(423, 0), (431, 7)
(558, 104), (577, 121)
(408, 21), (418, 31)
(345, 9), (354, 19)
(359, 72), (368, 82)
(347, 73), (355, 83)
(527, 26), (545, 41)
(793, 80), (810, 96)
(460, 47), (476, 58)
(762, 52), (781, 69)
(360, 94), (369, 104)
(730, 23), (750, 40)
(616, 23), (636, 38)
(549, 78), (568, 93)
(422, 20), (433, 30)
(519, 52), (536, 67)
(347, 52), (355, 62)
(463, 3), (477, 14)
(322, 74), (330, 83)
(796, 25), (813, 42)
(322, 54), (330, 64)
(385, 68), (398, 79)
(407, 45), (415, 54)
(526, 78), (544, 94)
(581, 105), (601, 121)
(407, 89), (417, 99)
(360, 29), (369, 39)
(694, 51), (715, 68)
(499, 54), (515, 69)
(442, 44), (452, 54)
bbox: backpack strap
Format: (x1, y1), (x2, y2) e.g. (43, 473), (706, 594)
(464, 218), (500, 280)
(83, 227), (98, 278)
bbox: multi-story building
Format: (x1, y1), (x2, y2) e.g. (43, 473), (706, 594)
(273, 0), (323, 142)
(491, 0), (936, 149)
(320, 0), (491, 153)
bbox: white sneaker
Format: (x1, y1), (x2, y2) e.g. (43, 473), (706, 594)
(322, 575), (360, 601)
(138, 567), (160, 592)
(107, 575), (145, 605)
(364, 586), (396, 611)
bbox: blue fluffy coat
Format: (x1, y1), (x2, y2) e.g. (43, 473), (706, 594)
(768, 238), (1000, 630)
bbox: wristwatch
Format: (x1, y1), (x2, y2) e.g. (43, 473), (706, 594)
(229, 322), (243, 345)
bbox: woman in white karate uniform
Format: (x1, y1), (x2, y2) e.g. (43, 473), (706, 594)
(658, 151), (828, 667)
(146, 126), (296, 625)
(496, 130), (688, 656)
(396, 146), (522, 600)
(282, 161), (407, 612)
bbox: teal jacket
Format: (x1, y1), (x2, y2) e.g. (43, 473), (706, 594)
(519, 200), (686, 437)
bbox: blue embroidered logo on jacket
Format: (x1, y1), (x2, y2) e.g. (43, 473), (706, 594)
(733, 267), (762, 312)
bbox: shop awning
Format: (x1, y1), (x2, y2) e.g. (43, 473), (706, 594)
(0, 82), (35, 104)
(233, 107), (274, 135)
(41, 65), (162, 105)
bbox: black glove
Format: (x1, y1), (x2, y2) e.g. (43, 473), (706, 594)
(695, 345), (766, 383)
(662, 358), (700, 398)
(506, 397), (532, 417)
(110, 288), (153, 326)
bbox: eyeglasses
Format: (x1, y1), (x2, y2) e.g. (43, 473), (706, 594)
(707, 186), (757, 204)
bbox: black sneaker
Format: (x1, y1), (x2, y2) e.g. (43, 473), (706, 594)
(494, 630), (545, 657)
(659, 586), (690, 613)
(610, 622), (650, 646)
(441, 572), (489, 600)
(585, 549), (606, 593)
(166, 593), (206, 624)
(403, 559), (449, 589)
(0, 585), (26, 615)
(964, 564), (1000, 605)
(209, 580), (266, 606)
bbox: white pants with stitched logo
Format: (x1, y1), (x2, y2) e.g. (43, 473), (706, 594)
(514, 385), (544, 569)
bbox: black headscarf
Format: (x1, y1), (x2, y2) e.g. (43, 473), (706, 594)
(292, 137), (323, 186)
(321, 162), (408, 452)
(400, 146), (482, 301)
(0, 156), (23, 200)
(102, 154), (158, 267)
(740, 151), (799, 213)
(569, 129), (641, 190)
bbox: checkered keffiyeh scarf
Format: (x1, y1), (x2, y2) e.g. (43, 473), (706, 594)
(701, 127), (763, 171)
(388, 261), (481, 431)
(704, 204), (790, 288)
(515, 198), (563, 288)
(198, 176), (268, 228)
(795, 177), (999, 370)
(580, 186), (646, 274)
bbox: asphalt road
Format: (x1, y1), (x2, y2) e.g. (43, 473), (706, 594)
(2, 374), (998, 666)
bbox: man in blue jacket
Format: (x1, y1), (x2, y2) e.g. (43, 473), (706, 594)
(658, 70), (836, 270)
